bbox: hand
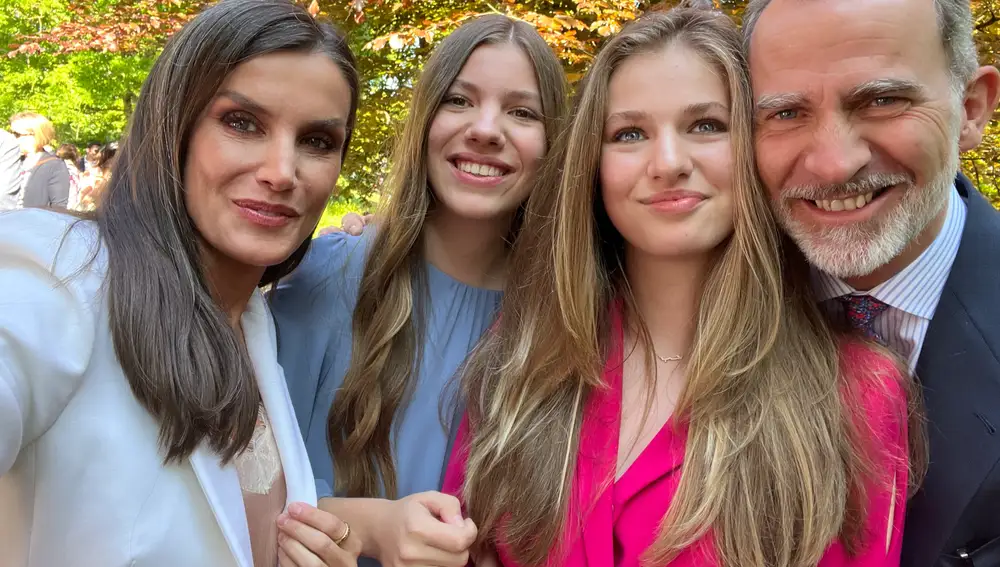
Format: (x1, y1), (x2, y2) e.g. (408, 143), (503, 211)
(339, 212), (373, 236)
(316, 212), (373, 237)
(278, 502), (361, 567)
(373, 491), (478, 567)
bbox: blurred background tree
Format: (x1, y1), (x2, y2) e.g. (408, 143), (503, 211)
(4, 0), (998, 224)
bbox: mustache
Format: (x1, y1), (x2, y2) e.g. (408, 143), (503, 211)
(781, 172), (912, 200)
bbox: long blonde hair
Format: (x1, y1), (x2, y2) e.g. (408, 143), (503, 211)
(460, 8), (924, 566)
(328, 14), (569, 499)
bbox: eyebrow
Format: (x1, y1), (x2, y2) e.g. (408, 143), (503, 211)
(605, 109), (649, 124)
(451, 79), (541, 106)
(755, 92), (808, 112)
(755, 79), (925, 113)
(216, 90), (346, 131)
(681, 101), (728, 117)
(844, 78), (924, 107)
(605, 102), (729, 124)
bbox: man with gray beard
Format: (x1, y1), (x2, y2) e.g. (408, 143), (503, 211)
(744, 0), (1000, 565)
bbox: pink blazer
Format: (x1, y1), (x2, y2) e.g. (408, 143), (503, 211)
(444, 314), (910, 567)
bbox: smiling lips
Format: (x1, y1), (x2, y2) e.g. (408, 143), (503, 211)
(643, 190), (706, 213)
(813, 192), (875, 212)
(233, 199), (299, 228)
(456, 160), (507, 178)
(808, 185), (894, 213)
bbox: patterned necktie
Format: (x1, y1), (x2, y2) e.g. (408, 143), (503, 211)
(837, 294), (889, 343)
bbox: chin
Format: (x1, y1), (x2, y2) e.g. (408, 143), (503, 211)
(223, 243), (300, 269)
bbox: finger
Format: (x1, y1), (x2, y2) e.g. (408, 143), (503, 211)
(278, 515), (343, 564)
(278, 533), (323, 567)
(278, 547), (298, 567)
(412, 519), (478, 556)
(398, 542), (469, 567)
(418, 491), (464, 525)
(288, 503), (349, 541)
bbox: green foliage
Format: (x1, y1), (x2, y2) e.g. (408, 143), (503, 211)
(0, 52), (153, 145)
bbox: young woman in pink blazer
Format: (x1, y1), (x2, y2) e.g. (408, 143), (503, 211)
(443, 6), (926, 567)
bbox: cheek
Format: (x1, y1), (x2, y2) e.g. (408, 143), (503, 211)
(599, 152), (636, 226)
(753, 136), (789, 198)
(426, 112), (455, 157)
(513, 126), (547, 171)
(863, 115), (955, 182)
(702, 144), (734, 195)
(301, 159), (344, 216)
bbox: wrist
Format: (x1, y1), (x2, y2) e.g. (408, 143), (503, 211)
(318, 496), (392, 559)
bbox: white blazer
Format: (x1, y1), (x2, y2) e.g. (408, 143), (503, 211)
(0, 210), (317, 567)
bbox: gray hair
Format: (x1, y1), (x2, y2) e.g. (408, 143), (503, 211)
(742, 0), (979, 88)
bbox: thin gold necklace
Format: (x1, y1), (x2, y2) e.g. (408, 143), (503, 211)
(656, 353), (682, 363)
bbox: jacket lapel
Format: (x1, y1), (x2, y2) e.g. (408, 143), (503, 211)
(188, 291), (320, 567)
(243, 290), (318, 509)
(189, 447), (253, 567)
(569, 311), (624, 567)
(902, 177), (1000, 566)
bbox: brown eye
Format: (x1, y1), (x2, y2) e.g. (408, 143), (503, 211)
(223, 112), (259, 133)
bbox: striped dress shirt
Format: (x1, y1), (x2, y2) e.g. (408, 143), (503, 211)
(812, 186), (967, 372)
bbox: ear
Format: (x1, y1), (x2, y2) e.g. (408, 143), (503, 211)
(958, 65), (1000, 152)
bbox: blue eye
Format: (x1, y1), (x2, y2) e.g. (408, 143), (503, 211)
(772, 109), (798, 121)
(614, 129), (645, 142)
(692, 120), (726, 134)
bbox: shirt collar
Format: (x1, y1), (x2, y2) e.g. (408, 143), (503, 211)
(810, 185), (967, 320)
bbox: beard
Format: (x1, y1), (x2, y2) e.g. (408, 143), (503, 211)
(773, 127), (960, 279)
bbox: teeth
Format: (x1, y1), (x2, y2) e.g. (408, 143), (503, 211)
(457, 160), (504, 177)
(813, 192), (876, 212)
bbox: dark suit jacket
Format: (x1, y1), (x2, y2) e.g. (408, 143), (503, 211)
(901, 175), (1000, 567)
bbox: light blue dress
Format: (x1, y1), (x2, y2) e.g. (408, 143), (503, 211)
(268, 230), (501, 505)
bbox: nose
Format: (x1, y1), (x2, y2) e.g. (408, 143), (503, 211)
(648, 130), (692, 184)
(256, 135), (297, 192)
(466, 105), (505, 149)
(802, 116), (871, 186)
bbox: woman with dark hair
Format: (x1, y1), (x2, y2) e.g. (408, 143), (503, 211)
(0, 1), (361, 566)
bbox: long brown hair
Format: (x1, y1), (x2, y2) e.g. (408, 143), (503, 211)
(460, 8), (924, 567)
(328, 14), (568, 499)
(97, 0), (359, 464)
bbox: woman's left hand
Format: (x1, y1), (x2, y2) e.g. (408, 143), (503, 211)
(278, 502), (362, 567)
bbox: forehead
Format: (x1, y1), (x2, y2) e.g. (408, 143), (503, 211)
(607, 44), (728, 113)
(218, 51), (351, 118)
(453, 43), (540, 93)
(749, 0), (949, 98)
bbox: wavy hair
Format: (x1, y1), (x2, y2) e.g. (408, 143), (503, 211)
(459, 7), (925, 567)
(328, 13), (568, 499)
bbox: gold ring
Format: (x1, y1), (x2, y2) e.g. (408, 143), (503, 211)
(333, 522), (350, 546)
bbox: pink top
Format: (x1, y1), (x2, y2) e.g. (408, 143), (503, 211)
(235, 405), (287, 567)
(443, 315), (909, 567)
